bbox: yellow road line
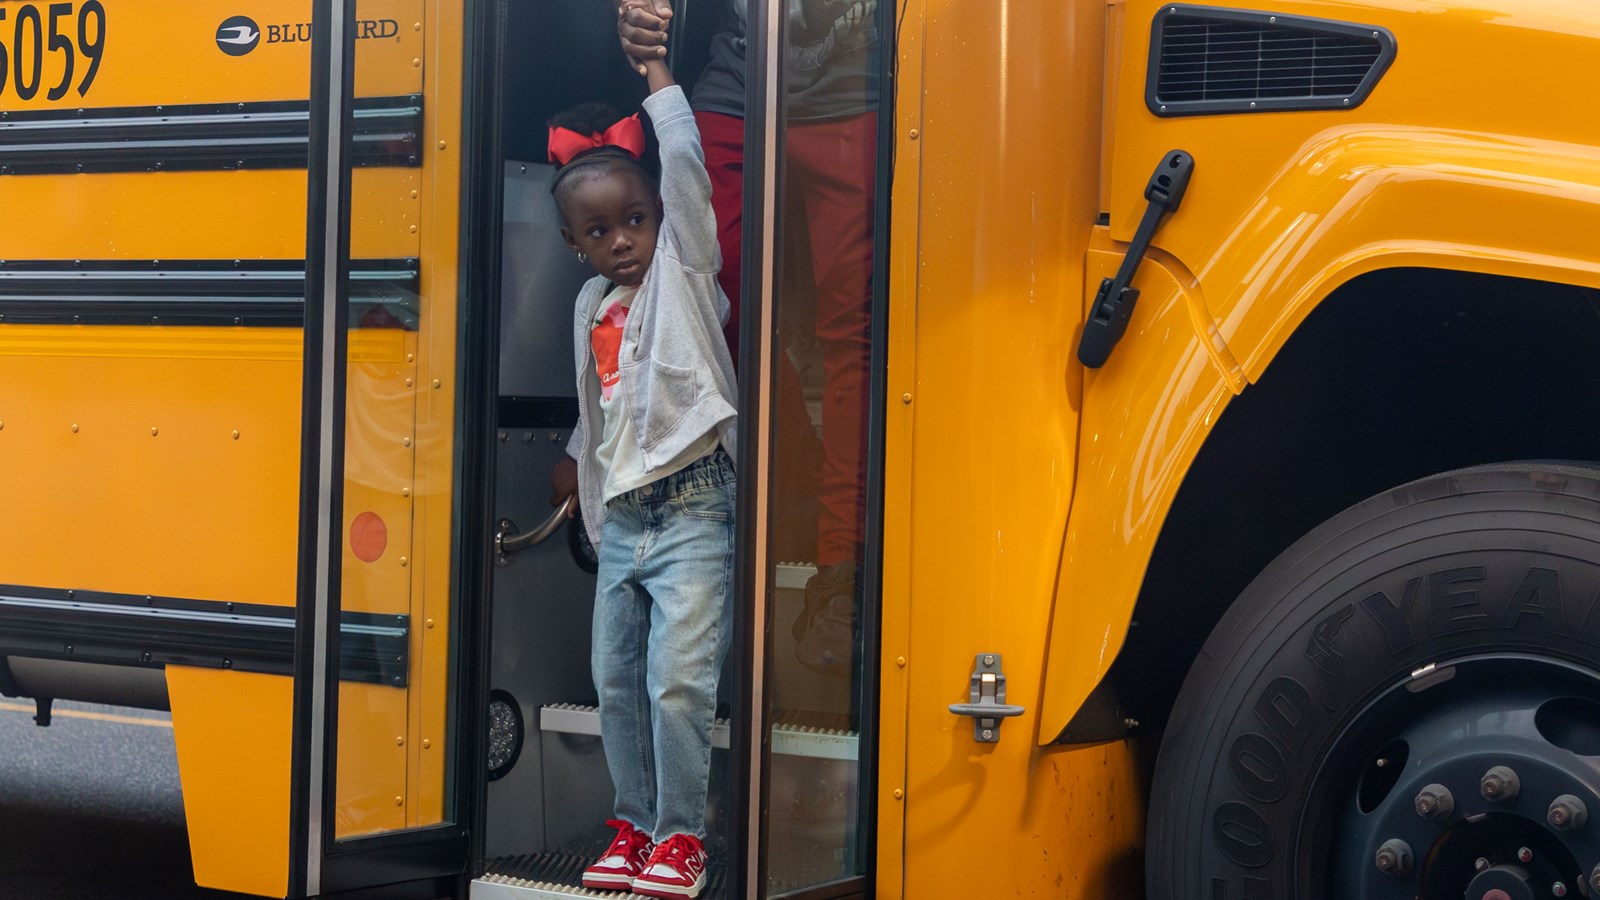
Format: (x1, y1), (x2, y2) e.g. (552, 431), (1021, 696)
(0, 700), (173, 729)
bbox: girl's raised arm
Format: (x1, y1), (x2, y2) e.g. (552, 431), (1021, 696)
(640, 62), (719, 276)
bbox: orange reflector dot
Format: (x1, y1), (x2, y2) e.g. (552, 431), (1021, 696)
(350, 511), (388, 563)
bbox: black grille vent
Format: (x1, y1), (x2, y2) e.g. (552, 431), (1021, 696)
(1147, 7), (1395, 117)
(1160, 19), (1381, 101)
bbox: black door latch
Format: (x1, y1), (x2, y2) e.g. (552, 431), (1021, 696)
(1076, 149), (1195, 368)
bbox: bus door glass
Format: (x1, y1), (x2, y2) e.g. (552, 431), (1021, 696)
(747, 0), (892, 893)
(293, 0), (467, 894)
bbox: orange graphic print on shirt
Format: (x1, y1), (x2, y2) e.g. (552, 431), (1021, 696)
(592, 297), (631, 403)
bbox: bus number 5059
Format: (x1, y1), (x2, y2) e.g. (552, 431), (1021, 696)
(0, 1), (105, 102)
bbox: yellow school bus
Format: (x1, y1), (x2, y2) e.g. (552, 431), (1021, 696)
(5, 0), (1600, 897)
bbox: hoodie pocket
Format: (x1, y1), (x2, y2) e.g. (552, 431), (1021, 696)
(640, 358), (703, 444)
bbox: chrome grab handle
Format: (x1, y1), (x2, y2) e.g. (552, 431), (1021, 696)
(494, 496), (574, 563)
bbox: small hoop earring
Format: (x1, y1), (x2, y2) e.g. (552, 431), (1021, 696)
(577, 251), (589, 263)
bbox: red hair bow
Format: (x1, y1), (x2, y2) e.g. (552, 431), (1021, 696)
(547, 114), (646, 166)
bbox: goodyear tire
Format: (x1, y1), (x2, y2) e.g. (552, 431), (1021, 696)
(1147, 463), (1600, 899)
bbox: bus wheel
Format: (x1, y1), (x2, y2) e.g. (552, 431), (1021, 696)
(1146, 462), (1600, 900)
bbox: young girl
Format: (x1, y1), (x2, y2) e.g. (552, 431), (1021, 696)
(545, 36), (737, 900)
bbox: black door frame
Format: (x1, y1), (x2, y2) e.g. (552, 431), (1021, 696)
(460, 0), (508, 884)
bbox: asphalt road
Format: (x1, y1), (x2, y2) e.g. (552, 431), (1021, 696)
(0, 698), (256, 900)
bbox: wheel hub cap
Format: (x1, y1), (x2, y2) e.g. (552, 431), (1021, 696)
(1321, 658), (1600, 899)
(1466, 865), (1533, 900)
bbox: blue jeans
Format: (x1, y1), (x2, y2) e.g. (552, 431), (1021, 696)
(592, 449), (735, 840)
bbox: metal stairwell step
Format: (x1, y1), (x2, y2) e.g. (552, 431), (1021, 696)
(473, 853), (728, 900)
(539, 704), (858, 762)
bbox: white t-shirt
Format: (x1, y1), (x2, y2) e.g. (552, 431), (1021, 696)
(591, 284), (718, 503)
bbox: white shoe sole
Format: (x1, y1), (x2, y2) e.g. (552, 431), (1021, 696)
(582, 872), (637, 890)
(630, 872), (707, 899)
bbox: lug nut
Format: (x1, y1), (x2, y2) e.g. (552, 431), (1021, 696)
(1374, 838), (1413, 877)
(1476, 857), (1491, 872)
(1518, 847), (1533, 863)
(1482, 766), (1522, 801)
(1552, 882), (1567, 897)
(1415, 783), (1456, 821)
(1549, 795), (1589, 831)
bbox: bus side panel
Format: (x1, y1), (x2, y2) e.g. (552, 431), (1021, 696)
(0, 171), (419, 261)
(402, 0), (465, 829)
(1, 0), (422, 113)
(885, 0), (1145, 895)
(333, 329), (420, 839)
(0, 0), (445, 888)
(168, 666), (292, 899)
(334, 681), (412, 838)
(0, 329), (417, 606)
(0, 332), (303, 603)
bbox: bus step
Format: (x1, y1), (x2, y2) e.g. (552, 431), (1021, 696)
(540, 704), (858, 761)
(474, 853), (727, 899)
(773, 562), (818, 589)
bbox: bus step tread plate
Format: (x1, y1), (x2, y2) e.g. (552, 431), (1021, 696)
(474, 853), (727, 900)
(539, 703), (859, 762)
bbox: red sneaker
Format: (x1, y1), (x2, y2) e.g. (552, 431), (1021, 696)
(630, 833), (708, 899)
(582, 819), (654, 892)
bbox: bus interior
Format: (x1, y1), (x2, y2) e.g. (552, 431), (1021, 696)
(475, 2), (867, 896)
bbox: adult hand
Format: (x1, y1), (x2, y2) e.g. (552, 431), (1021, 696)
(550, 456), (579, 519)
(617, 0), (672, 76)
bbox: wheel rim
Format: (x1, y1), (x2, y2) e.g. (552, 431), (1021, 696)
(1314, 655), (1600, 899)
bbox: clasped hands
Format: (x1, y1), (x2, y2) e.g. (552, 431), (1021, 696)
(615, 0), (674, 76)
